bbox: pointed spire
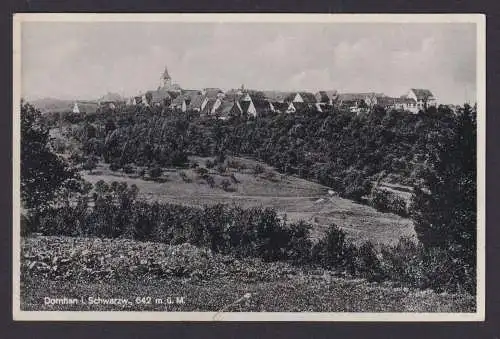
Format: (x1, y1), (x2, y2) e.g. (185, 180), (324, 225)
(162, 66), (171, 80)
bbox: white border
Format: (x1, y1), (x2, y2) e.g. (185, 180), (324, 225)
(12, 13), (486, 322)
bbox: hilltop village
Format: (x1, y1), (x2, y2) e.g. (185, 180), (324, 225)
(72, 66), (439, 117)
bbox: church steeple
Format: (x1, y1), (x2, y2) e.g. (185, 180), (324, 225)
(161, 65), (172, 88)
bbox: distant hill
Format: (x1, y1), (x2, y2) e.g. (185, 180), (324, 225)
(29, 98), (99, 114)
(29, 98), (74, 113)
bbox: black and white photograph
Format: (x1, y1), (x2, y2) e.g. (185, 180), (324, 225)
(13, 14), (485, 321)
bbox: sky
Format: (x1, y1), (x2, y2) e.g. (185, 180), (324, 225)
(21, 21), (477, 104)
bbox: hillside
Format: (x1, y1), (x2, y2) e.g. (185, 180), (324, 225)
(20, 236), (474, 312)
(82, 156), (415, 245)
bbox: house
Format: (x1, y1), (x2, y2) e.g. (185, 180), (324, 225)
(202, 88), (224, 99)
(214, 100), (244, 120)
(187, 94), (205, 112)
(149, 89), (172, 107)
(201, 98), (218, 116)
(315, 90), (338, 105)
(405, 89), (437, 111)
(98, 92), (125, 110)
(171, 95), (188, 112)
(372, 96), (418, 113)
(225, 88), (245, 101)
(337, 92), (383, 113)
(272, 102), (289, 113)
(71, 101), (99, 114)
(393, 97), (418, 113)
(285, 92), (318, 113)
(239, 93), (274, 117)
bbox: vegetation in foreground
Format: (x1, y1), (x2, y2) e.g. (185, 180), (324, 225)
(20, 100), (478, 305)
(21, 236), (475, 312)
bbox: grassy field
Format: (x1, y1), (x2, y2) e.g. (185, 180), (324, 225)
(82, 157), (415, 245)
(20, 236), (475, 312)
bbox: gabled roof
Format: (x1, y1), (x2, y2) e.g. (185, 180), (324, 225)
(225, 92), (244, 102)
(150, 89), (171, 103)
(410, 89), (435, 100)
(240, 100), (251, 114)
(75, 101), (99, 114)
(188, 95), (205, 109)
(291, 102), (316, 111)
(284, 92), (317, 104)
(315, 90), (338, 103)
(203, 88), (223, 98)
(273, 102), (289, 112)
(171, 95), (186, 106)
(201, 98), (217, 114)
(298, 92), (317, 104)
(216, 100), (236, 116)
(182, 89), (202, 97)
(337, 92), (383, 102)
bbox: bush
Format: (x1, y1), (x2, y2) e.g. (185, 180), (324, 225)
(205, 159), (216, 169)
(369, 188), (408, 216)
(312, 224), (350, 269)
(195, 167), (209, 177)
(285, 221), (313, 264)
(109, 162), (121, 172)
(148, 166), (162, 179)
(379, 237), (425, 288)
(355, 242), (386, 282)
(216, 164), (227, 174)
(122, 164), (134, 174)
(206, 175), (215, 188)
(253, 164), (265, 175)
(221, 179), (232, 191)
(82, 156), (98, 173)
(179, 171), (192, 183)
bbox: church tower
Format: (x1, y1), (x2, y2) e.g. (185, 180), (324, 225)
(161, 66), (172, 88)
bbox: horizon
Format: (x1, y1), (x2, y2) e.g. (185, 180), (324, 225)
(21, 21), (477, 105)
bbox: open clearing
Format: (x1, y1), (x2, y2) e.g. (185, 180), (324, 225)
(82, 157), (415, 245)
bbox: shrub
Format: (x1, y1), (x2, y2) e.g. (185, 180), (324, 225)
(221, 179), (232, 191)
(355, 241), (386, 282)
(253, 164), (265, 175)
(82, 156), (98, 173)
(216, 164), (227, 174)
(122, 164), (134, 174)
(285, 221), (313, 264)
(195, 167), (209, 177)
(370, 188), (408, 216)
(206, 175), (216, 188)
(205, 159), (216, 169)
(312, 224), (350, 269)
(109, 162), (121, 172)
(379, 237), (425, 288)
(179, 171), (192, 183)
(148, 166), (162, 179)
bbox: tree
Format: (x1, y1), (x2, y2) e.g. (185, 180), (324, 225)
(21, 101), (78, 211)
(410, 104), (476, 291)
